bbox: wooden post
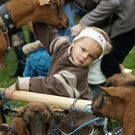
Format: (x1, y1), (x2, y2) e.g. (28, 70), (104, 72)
(0, 88), (92, 113)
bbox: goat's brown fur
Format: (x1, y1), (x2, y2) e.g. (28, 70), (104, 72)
(0, 0), (68, 70)
(0, 30), (7, 69)
(0, 101), (66, 135)
(92, 65), (135, 135)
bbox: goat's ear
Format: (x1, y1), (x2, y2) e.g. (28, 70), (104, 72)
(99, 86), (122, 98)
(119, 64), (133, 75)
(119, 64), (135, 80)
(4, 107), (25, 117)
(39, 0), (51, 6)
(49, 106), (68, 116)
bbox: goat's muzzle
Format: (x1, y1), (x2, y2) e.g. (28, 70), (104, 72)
(58, 19), (69, 30)
(91, 107), (101, 116)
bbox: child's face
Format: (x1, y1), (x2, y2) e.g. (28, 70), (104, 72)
(71, 37), (102, 67)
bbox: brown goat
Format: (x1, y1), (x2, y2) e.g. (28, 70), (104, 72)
(0, 101), (66, 135)
(0, 0), (68, 69)
(92, 65), (135, 135)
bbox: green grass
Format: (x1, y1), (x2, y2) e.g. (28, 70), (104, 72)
(0, 25), (30, 87)
(0, 24), (135, 132)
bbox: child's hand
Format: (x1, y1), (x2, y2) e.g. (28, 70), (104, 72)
(5, 83), (16, 100)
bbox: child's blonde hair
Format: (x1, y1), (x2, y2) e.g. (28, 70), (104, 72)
(81, 25), (112, 54)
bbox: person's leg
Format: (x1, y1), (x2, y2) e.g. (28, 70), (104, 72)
(29, 30), (35, 43)
(89, 83), (105, 135)
(9, 28), (26, 77)
(90, 84), (103, 101)
(101, 28), (135, 78)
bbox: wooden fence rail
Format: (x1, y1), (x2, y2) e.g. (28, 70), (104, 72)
(0, 88), (92, 113)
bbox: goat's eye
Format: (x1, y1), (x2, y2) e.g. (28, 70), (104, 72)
(103, 93), (109, 100)
(104, 95), (108, 100)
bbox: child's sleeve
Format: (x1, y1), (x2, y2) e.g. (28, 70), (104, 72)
(15, 71), (80, 99)
(33, 23), (59, 55)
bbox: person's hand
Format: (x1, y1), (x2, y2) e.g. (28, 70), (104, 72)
(5, 83), (16, 100)
(71, 24), (82, 37)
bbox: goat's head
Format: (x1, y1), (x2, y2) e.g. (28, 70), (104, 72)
(5, 0), (69, 32)
(92, 64), (135, 125)
(92, 81), (135, 125)
(32, 0), (69, 30)
(4, 101), (67, 135)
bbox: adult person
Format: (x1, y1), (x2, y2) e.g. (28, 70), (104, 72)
(71, 0), (135, 134)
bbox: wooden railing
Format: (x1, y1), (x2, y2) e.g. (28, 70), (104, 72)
(0, 88), (92, 113)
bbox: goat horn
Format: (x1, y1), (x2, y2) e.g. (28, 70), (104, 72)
(39, 0), (51, 6)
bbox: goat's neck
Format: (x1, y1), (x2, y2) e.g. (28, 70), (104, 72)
(5, 0), (37, 32)
(122, 102), (135, 135)
(122, 123), (135, 135)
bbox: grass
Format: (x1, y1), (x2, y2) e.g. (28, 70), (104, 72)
(0, 24), (135, 132)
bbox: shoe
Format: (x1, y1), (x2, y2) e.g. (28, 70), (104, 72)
(106, 126), (122, 135)
(9, 69), (23, 78)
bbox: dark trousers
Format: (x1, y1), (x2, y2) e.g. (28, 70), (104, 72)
(101, 27), (135, 78)
(15, 28), (26, 71)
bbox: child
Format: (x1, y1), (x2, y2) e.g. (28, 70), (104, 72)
(22, 41), (51, 78)
(5, 23), (112, 135)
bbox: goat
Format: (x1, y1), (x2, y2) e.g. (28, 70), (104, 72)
(0, 0), (69, 69)
(0, 101), (66, 135)
(92, 65), (135, 135)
